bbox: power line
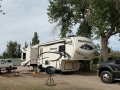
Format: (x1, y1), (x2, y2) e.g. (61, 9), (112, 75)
(0, 0), (26, 26)
(0, 0), (19, 22)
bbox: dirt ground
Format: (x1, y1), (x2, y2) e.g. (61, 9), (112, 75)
(0, 66), (120, 90)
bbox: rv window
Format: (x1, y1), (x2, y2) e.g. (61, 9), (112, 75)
(45, 60), (49, 65)
(59, 45), (65, 52)
(23, 53), (26, 59)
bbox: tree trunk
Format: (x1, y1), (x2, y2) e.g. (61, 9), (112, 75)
(101, 38), (108, 61)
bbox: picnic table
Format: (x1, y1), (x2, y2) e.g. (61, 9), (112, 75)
(6, 67), (20, 76)
(6, 67), (17, 72)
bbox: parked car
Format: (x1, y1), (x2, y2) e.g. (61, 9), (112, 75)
(97, 58), (120, 83)
(0, 59), (13, 72)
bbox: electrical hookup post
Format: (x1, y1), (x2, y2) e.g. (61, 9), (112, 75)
(45, 66), (56, 86)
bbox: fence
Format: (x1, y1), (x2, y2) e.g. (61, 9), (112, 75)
(11, 58), (21, 66)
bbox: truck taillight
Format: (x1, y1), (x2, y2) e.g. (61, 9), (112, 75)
(97, 64), (100, 68)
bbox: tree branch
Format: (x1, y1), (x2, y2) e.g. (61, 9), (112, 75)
(106, 22), (117, 39)
(111, 32), (118, 36)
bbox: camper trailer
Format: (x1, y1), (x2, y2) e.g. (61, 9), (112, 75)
(21, 36), (95, 72)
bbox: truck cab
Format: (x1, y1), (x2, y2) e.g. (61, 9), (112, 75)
(0, 59), (13, 71)
(97, 58), (120, 83)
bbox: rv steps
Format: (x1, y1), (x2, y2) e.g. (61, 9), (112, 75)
(22, 60), (30, 67)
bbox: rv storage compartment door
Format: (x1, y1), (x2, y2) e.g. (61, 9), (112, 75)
(61, 60), (80, 72)
(30, 48), (38, 64)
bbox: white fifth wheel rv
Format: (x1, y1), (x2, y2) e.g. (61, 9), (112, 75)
(21, 36), (95, 72)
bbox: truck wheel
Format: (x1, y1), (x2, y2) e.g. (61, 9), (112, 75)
(100, 71), (113, 83)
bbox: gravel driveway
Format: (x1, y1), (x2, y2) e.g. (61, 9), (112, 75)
(0, 66), (119, 90)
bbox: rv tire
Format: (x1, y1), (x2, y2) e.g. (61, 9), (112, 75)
(33, 66), (42, 72)
(33, 66), (37, 72)
(37, 66), (42, 72)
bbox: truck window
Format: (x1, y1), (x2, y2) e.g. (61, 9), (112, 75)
(4, 60), (6, 63)
(1, 60), (5, 64)
(23, 53), (26, 59)
(7, 60), (12, 63)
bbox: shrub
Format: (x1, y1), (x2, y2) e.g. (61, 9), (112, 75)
(108, 50), (120, 60)
(92, 56), (100, 64)
(107, 55), (116, 61)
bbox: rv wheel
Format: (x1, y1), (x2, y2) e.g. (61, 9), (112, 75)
(33, 66), (41, 72)
(36, 66), (42, 72)
(33, 66), (37, 72)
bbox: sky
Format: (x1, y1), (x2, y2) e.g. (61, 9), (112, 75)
(0, 0), (120, 54)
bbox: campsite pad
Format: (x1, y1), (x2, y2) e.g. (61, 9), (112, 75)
(21, 72), (56, 78)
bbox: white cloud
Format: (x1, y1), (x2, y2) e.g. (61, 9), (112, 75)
(0, 0), (59, 54)
(0, 0), (120, 54)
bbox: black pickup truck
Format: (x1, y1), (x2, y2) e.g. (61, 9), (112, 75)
(97, 58), (120, 83)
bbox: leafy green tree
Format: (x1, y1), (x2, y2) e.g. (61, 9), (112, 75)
(108, 50), (120, 60)
(3, 41), (21, 58)
(0, 56), (2, 59)
(16, 44), (21, 58)
(23, 41), (28, 48)
(89, 0), (120, 61)
(76, 21), (92, 38)
(48, 0), (120, 61)
(31, 32), (40, 46)
(94, 44), (101, 56)
(47, 0), (92, 38)
(2, 51), (8, 58)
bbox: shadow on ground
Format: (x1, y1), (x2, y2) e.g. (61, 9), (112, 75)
(112, 80), (120, 85)
(55, 70), (97, 76)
